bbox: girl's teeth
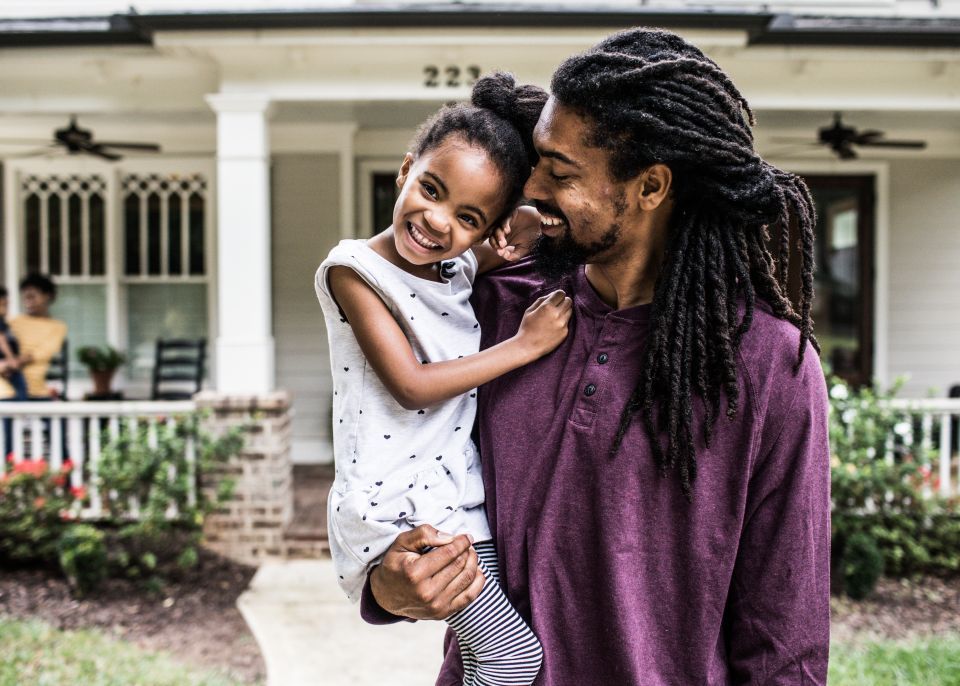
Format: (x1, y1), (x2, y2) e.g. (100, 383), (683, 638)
(409, 223), (440, 249)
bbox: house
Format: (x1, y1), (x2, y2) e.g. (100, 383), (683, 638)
(0, 0), (958, 471)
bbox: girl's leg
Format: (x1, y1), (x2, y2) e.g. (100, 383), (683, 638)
(445, 540), (543, 686)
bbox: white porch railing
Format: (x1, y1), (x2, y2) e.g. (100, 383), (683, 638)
(885, 398), (960, 500)
(0, 400), (197, 518)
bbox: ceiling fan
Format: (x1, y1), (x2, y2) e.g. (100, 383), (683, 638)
(0, 116), (161, 161)
(772, 113), (927, 160)
(817, 113), (926, 159)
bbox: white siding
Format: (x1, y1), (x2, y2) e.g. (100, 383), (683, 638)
(271, 153), (340, 464)
(887, 159), (960, 397)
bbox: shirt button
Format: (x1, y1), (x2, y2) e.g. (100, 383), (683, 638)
(597, 353), (609, 364)
(584, 383), (597, 397)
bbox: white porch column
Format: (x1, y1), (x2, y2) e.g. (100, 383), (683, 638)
(206, 93), (276, 394)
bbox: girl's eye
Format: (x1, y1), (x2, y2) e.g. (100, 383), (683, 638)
(421, 182), (438, 199)
(459, 214), (479, 227)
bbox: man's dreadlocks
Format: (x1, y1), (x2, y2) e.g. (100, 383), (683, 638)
(551, 28), (819, 500)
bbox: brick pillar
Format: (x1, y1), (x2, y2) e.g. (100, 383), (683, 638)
(196, 390), (293, 565)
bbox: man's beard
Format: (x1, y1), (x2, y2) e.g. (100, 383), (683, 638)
(532, 221), (622, 281)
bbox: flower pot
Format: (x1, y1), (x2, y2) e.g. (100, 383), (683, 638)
(90, 369), (116, 396)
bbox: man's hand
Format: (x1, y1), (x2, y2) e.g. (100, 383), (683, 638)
(369, 524), (484, 620)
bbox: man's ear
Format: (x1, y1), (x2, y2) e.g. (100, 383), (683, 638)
(396, 153), (415, 188)
(636, 163), (672, 211)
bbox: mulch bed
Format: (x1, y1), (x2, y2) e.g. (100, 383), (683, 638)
(831, 575), (960, 644)
(0, 548), (265, 684)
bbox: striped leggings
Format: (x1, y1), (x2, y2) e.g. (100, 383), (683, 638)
(445, 540), (543, 686)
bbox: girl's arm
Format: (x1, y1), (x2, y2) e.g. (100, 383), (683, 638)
(328, 265), (571, 411)
(474, 206), (542, 274)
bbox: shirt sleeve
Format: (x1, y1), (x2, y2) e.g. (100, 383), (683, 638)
(725, 347), (831, 684)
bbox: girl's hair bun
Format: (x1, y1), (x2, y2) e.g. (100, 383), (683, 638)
(471, 71), (520, 121)
(471, 71), (548, 165)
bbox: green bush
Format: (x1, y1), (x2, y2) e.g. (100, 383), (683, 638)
(0, 457), (86, 564)
(58, 524), (108, 596)
(829, 375), (959, 596)
(91, 412), (246, 585)
(1, 412), (246, 596)
(842, 531), (884, 600)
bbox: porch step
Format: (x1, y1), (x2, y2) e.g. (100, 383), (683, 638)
(282, 464), (334, 559)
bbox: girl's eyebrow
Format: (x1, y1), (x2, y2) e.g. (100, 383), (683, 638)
(424, 170), (488, 225)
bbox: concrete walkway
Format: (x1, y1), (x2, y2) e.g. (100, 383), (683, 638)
(238, 558), (448, 686)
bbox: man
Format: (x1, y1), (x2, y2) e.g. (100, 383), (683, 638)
(363, 28), (830, 684)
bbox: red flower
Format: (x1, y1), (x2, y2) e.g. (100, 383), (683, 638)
(52, 474), (66, 487)
(33, 497), (46, 508)
(59, 511), (76, 521)
(69, 485), (88, 501)
(5, 452), (14, 463)
(60, 459), (74, 473)
(12, 459), (47, 477)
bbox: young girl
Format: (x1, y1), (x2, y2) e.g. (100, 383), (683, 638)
(315, 73), (566, 686)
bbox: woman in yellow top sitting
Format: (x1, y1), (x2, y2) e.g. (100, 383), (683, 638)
(0, 273), (68, 401)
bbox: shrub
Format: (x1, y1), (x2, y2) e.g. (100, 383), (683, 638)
(0, 457), (86, 564)
(58, 524), (108, 596)
(842, 531), (884, 600)
(829, 376), (959, 596)
(92, 412), (246, 584)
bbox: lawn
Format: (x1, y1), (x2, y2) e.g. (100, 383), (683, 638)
(830, 636), (960, 686)
(0, 617), (254, 686)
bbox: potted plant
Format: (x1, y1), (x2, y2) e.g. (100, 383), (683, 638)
(77, 345), (126, 396)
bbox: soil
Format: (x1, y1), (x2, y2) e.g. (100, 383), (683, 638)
(830, 575), (960, 644)
(0, 548), (265, 684)
(1, 546), (956, 686)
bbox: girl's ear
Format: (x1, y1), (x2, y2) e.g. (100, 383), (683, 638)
(396, 153), (415, 188)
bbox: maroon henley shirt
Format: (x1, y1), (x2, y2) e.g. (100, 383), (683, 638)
(362, 258), (831, 685)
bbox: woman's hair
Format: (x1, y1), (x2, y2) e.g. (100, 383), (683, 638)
(411, 72), (548, 226)
(19, 272), (57, 299)
(551, 29), (818, 499)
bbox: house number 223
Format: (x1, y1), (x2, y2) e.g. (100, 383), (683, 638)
(423, 65), (482, 88)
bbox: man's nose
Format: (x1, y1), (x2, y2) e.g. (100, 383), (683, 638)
(523, 164), (546, 201)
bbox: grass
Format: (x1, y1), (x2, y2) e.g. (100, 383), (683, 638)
(0, 616), (253, 686)
(830, 636), (960, 685)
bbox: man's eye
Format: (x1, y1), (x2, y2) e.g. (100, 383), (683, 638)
(549, 172), (570, 182)
(421, 182), (438, 198)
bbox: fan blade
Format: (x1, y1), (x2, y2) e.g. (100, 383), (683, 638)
(858, 139), (927, 149)
(0, 147), (60, 159)
(0, 137), (56, 145)
(95, 141), (161, 152)
(86, 145), (122, 161)
(768, 137), (821, 145)
(838, 146), (858, 160)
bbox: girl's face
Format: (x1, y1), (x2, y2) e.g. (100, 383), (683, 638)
(391, 135), (507, 267)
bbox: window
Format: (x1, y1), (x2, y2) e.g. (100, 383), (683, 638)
(11, 164), (213, 392)
(120, 173), (209, 381)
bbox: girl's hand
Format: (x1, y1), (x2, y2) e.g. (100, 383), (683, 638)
(489, 206), (541, 262)
(514, 289), (573, 360)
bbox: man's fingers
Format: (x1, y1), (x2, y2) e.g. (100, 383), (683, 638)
(442, 556), (486, 617)
(394, 524), (455, 554)
(409, 533), (474, 580)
